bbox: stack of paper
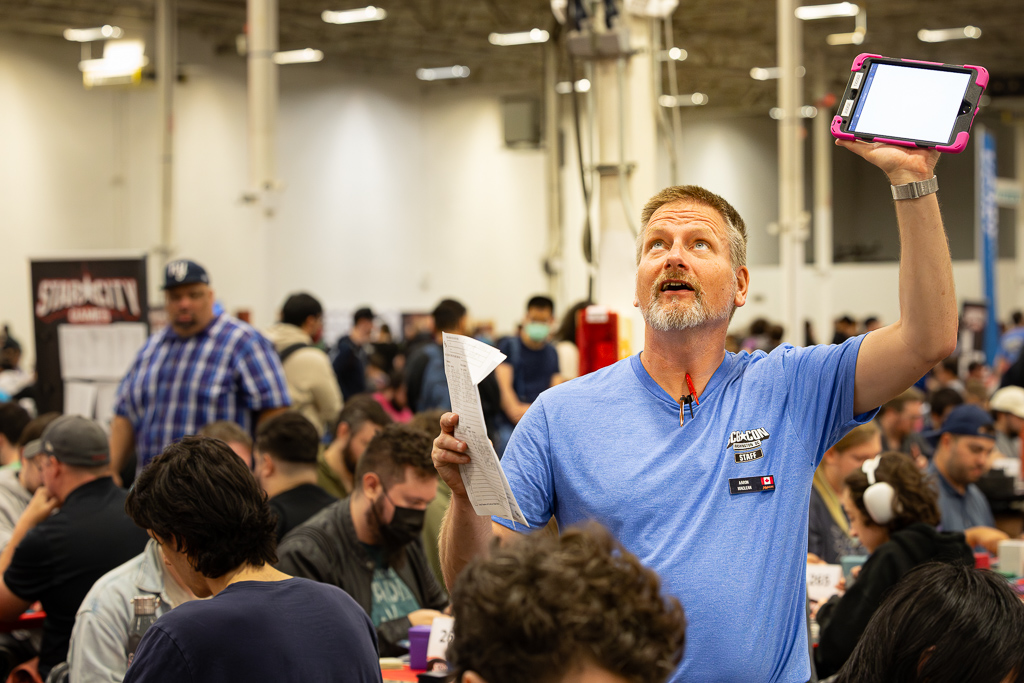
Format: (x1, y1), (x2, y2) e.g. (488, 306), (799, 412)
(442, 333), (529, 527)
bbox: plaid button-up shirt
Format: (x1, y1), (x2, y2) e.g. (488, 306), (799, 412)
(114, 314), (290, 468)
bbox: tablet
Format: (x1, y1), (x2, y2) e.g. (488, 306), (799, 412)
(831, 53), (988, 153)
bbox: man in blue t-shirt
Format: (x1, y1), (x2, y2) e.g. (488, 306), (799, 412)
(433, 141), (958, 683)
(122, 436), (381, 683)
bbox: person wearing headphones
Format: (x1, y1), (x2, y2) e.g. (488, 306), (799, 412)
(814, 452), (974, 678)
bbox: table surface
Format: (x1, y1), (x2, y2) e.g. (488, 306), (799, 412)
(0, 610), (45, 633)
(381, 665), (423, 682)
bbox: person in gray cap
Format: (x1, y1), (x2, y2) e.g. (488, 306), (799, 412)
(109, 259), (291, 480)
(0, 415), (148, 680)
(925, 404), (1007, 552)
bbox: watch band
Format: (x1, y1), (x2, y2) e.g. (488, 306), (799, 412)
(891, 175), (938, 201)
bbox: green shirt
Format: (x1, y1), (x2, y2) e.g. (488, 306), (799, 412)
(362, 544), (420, 627)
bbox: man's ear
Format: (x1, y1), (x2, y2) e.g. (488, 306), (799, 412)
(361, 471), (382, 497)
(336, 421), (350, 444)
(462, 672), (488, 683)
(257, 452), (275, 479)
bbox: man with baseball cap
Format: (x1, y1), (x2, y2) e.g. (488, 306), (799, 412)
(110, 259), (291, 478)
(989, 386), (1024, 460)
(926, 404), (1006, 552)
(0, 415), (148, 679)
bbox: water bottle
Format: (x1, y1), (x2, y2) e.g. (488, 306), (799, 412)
(126, 595), (159, 665)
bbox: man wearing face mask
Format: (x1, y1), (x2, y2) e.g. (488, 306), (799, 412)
(276, 424), (446, 655)
(494, 296), (562, 454)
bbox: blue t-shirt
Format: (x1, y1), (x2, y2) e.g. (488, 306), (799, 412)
(123, 579), (382, 683)
(498, 337), (559, 403)
(928, 462), (996, 531)
(494, 337), (874, 683)
(997, 327), (1024, 367)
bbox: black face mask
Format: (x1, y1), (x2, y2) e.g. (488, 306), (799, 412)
(373, 486), (426, 549)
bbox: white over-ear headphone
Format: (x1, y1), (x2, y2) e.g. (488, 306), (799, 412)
(861, 456), (900, 525)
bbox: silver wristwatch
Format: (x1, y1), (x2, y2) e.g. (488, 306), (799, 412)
(890, 175), (938, 201)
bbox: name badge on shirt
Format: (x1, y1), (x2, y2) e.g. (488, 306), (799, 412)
(729, 475), (775, 495)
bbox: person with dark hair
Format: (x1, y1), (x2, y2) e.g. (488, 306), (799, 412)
(494, 296), (562, 452)
(121, 436), (381, 683)
(553, 300), (590, 380)
(265, 292), (342, 436)
(0, 403), (30, 468)
(875, 387), (930, 463)
(254, 411), (336, 542)
(928, 386), (963, 430)
(995, 310), (1024, 376)
(318, 395), (392, 498)
(197, 420), (254, 468)
(277, 424), (447, 656)
(814, 452), (973, 677)
(110, 259), (291, 479)
(0, 416), (148, 680)
(834, 562), (1024, 683)
(0, 413), (60, 552)
(449, 524), (687, 683)
(332, 307), (375, 401)
(406, 298), (468, 414)
(925, 404), (1007, 552)
(862, 316), (881, 333)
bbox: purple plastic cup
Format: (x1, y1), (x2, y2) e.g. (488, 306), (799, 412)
(409, 625), (432, 670)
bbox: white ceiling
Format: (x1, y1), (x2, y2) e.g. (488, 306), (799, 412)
(2, 0), (1021, 112)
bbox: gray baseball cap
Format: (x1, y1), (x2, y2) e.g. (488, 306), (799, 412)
(22, 439), (43, 460)
(40, 415), (110, 467)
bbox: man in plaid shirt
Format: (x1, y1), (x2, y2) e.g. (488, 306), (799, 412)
(110, 260), (290, 479)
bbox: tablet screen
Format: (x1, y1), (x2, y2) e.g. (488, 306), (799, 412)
(849, 63), (972, 144)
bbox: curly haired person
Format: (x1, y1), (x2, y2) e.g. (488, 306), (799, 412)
(447, 524), (686, 683)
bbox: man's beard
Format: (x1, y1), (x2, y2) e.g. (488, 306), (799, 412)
(365, 496), (408, 570)
(342, 441), (357, 474)
(640, 270), (736, 332)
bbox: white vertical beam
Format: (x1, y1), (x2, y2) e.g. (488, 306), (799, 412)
(248, 0), (278, 190)
(156, 0), (177, 263)
(1016, 121), (1024, 314)
(777, 0), (805, 344)
(812, 66), (833, 346)
(544, 41), (564, 308)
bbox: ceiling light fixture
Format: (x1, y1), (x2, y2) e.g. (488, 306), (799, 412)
(416, 65), (471, 81)
(79, 39), (147, 87)
(64, 25), (124, 42)
(555, 79), (591, 94)
(794, 2), (859, 20)
(918, 26), (982, 43)
(750, 66), (806, 80)
(659, 93), (708, 107)
(272, 48), (324, 65)
(488, 28), (549, 46)
(321, 6), (387, 25)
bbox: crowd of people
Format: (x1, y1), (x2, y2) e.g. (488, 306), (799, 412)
(0, 136), (1023, 683)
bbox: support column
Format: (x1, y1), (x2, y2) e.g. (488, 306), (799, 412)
(776, 0), (806, 345)
(812, 66), (833, 347)
(591, 15), (658, 354)
(248, 0), (278, 191)
(156, 0), (177, 265)
(1016, 121), (1024, 312)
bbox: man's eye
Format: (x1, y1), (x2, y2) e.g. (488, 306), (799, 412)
(650, 239), (665, 249)
(694, 240), (710, 250)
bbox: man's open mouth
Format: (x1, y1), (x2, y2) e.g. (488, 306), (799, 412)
(660, 281), (694, 292)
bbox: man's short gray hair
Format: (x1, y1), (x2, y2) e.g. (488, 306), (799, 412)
(635, 185), (748, 268)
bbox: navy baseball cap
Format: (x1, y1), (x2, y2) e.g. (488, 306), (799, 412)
(162, 259), (210, 290)
(922, 404), (995, 443)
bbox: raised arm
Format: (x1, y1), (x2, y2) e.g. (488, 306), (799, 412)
(433, 413), (518, 591)
(842, 140), (958, 415)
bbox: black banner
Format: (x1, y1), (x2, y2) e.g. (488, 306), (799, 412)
(30, 257), (149, 414)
